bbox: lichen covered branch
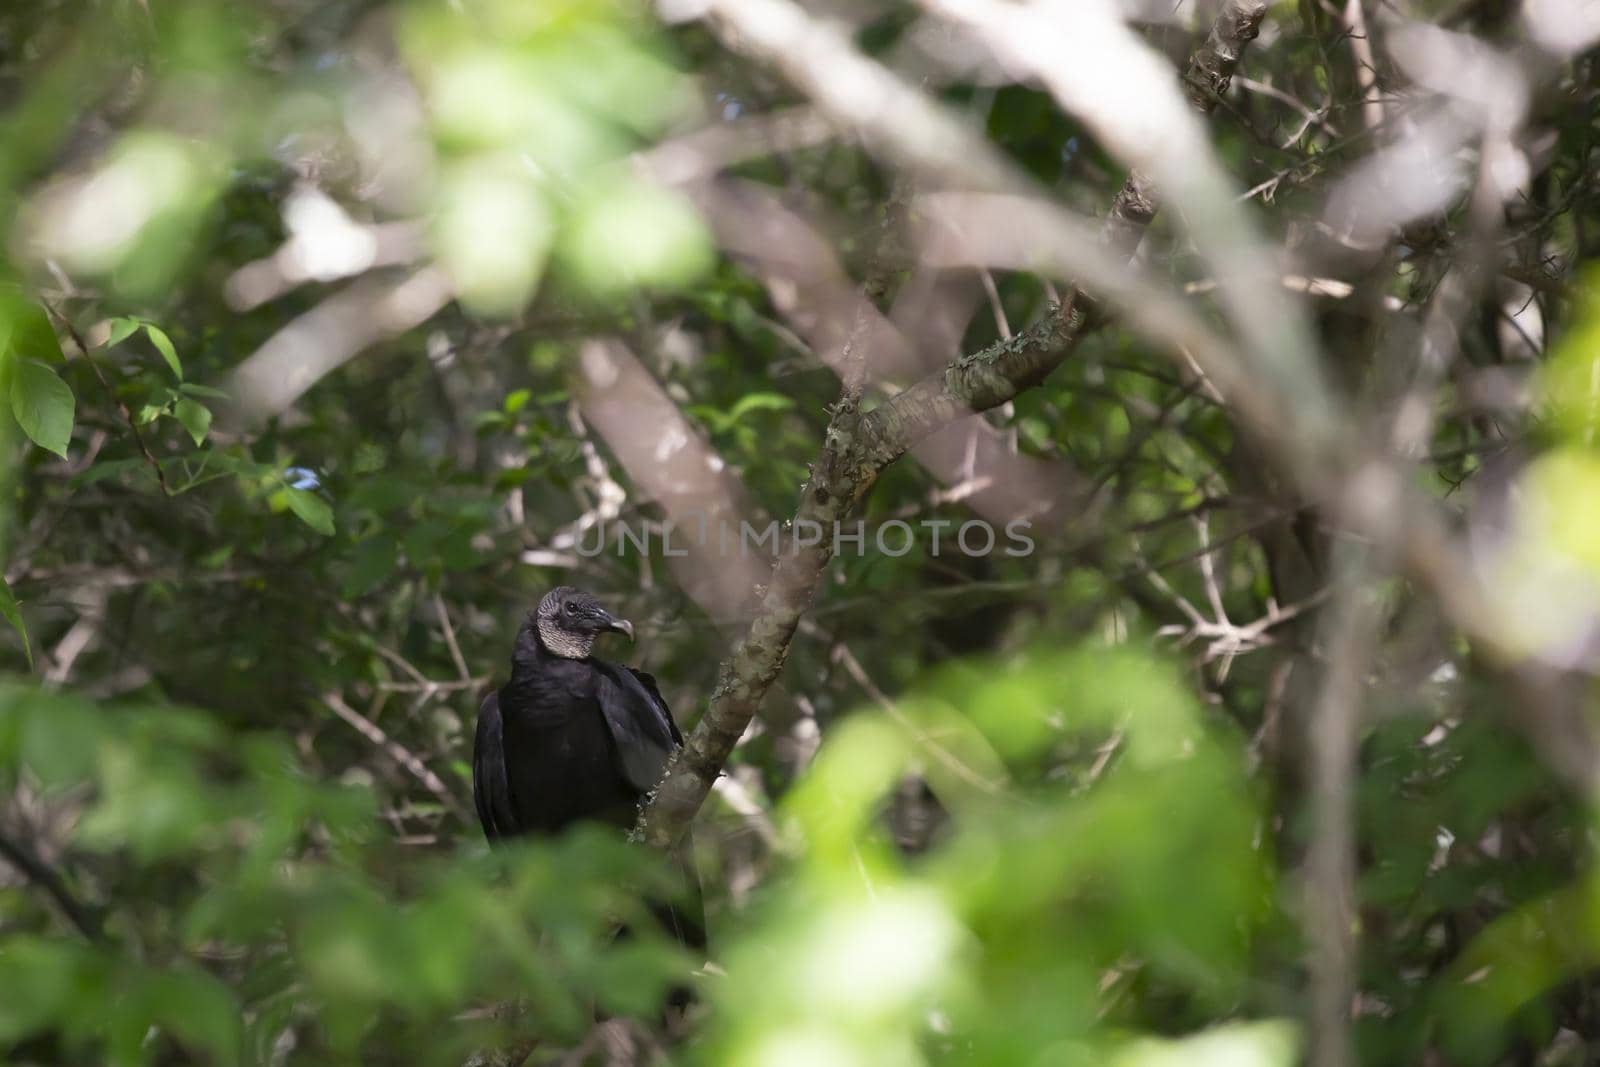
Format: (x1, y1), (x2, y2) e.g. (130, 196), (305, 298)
(638, 0), (1275, 847)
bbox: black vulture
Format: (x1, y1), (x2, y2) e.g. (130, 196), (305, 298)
(472, 586), (702, 947)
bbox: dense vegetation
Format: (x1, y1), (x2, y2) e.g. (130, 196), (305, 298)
(2, 1), (1599, 1065)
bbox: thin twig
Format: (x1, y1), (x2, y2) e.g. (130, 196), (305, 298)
(323, 691), (470, 825)
(0, 830), (103, 941)
(48, 304), (172, 495)
(829, 635), (1009, 796)
(433, 593), (472, 682)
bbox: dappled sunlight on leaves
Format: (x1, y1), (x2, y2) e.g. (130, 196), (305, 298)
(701, 644), (1273, 1066)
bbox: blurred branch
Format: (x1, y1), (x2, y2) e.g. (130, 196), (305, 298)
(0, 829), (103, 942)
(1305, 550), (1376, 1067)
(224, 190), (424, 311)
(574, 338), (767, 622)
(635, 106), (833, 185)
(691, 178), (1087, 522)
(1341, 0), (1385, 134)
(228, 269), (452, 424)
(640, 0), (1278, 848)
(1105, 0), (1270, 254)
(918, 0), (1328, 442)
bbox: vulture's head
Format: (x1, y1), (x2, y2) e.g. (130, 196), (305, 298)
(531, 586), (634, 659)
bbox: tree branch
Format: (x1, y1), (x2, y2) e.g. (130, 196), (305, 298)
(639, 0), (1277, 849)
(323, 691), (471, 826)
(0, 829), (104, 941)
(1305, 547), (1374, 1067)
(50, 305), (173, 496)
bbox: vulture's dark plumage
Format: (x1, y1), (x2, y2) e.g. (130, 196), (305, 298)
(472, 586), (702, 947)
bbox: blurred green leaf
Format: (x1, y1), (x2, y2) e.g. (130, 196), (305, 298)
(434, 161), (552, 315)
(1113, 1020), (1300, 1067)
(1539, 267), (1600, 445)
(728, 392), (794, 422)
(0, 289), (63, 366)
(33, 132), (229, 297)
(146, 964), (244, 1066)
(559, 173), (712, 296)
(0, 575), (31, 669)
(343, 534), (398, 598)
(17, 689), (102, 787)
(0, 937), (92, 1044)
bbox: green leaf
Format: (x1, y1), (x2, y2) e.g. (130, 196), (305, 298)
(0, 937), (86, 1043)
(342, 534), (398, 598)
(0, 288), (64, 364)
(504, 388), (531, 414)
(9, 361), (75, 458)
(178, 382), (229, 399)
(105, 317), (141, 347)
(559, 174), (712, 295)
(726, 392), (795, 423)
(72, 457), (158, 486)
(0, 576), (32, 669)
(200, 451), (273, 478)
(284, 487), (335, 535)
(172, 396), (211, 446)
(147, 965), (243, 1067)
(144, 324), (182, 380)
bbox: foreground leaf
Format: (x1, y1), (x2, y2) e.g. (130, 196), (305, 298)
(0, 576), (32, 669)
(144, 324), (183, 380)
(10, 361), (74, 458)
(284, 487), (335, 535)
(0, 289), (64, 364)
(173, 396), (211, 446)
(105, 317), (141, 347)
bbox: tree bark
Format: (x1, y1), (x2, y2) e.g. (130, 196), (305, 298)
(638, 0), (1277, 849)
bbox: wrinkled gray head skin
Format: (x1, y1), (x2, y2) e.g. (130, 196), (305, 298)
(533, 586), (634, 659)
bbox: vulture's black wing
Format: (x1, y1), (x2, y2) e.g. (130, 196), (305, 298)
(472, 690), (517, 840)
(626, 667), (683, 745)
(594, 665), (706, 952)
(593, 660), (682, 794)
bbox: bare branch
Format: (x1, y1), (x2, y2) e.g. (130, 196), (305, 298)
(323, 691), (470, 825)
(1306, 550), (1376, 1067)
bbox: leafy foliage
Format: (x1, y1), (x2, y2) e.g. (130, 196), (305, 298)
(0, 1), (1597, 1066)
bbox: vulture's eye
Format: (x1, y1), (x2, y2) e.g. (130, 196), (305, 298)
(564, 600), (576, 615)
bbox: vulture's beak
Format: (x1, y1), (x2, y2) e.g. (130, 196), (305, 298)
(601, 613), (635, 641)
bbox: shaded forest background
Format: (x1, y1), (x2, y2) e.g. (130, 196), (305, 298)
(2, 1), (1600, 1065)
